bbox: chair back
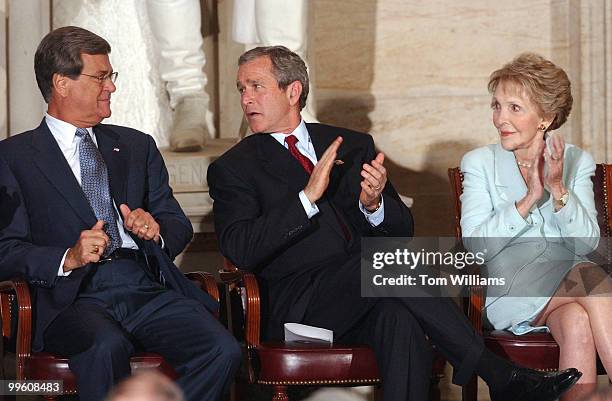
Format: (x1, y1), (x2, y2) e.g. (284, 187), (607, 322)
(593, 164), (612, 237)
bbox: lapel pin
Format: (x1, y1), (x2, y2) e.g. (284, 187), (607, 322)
(113, 148), (120, 152)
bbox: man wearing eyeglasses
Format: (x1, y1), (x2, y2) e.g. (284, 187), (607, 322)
(0, 26), (239, 401)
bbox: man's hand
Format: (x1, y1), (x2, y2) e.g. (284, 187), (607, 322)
(359, 152), (387, 211)
(303, 136), (343, 204)
(63, 220), (109, 271)
(119, 204), (160, 243)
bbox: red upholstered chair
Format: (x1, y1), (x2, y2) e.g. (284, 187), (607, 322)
(219, 260), (447, 401)
(0, 271), (219, 401)
(448, 164), (611, 401)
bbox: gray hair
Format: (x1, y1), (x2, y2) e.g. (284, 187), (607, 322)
(238, 46), (309, 110)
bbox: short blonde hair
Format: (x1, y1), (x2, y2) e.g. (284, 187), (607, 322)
(488, 53), (572, 131)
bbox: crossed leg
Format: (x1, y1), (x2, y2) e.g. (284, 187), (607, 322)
(533, 263), (612, 383)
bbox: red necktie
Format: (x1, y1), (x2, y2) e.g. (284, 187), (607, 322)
(285, 135), (314, 174)
(285, 134), (352, 241)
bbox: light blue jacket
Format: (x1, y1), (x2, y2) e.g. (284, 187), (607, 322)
(460, 142), (599, 330)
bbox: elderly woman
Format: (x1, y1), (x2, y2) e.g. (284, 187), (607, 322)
(460, 53), (612, 384)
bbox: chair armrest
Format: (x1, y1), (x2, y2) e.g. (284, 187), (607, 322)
(219, 260), (261, 348)
(467, 284), (484, 334)
(448, 167), (485, 334)
(219, 260), (262, 383)
(0, 278), (32, 380)
(184, 271), (220, 303)
(241, 272), (261, 349)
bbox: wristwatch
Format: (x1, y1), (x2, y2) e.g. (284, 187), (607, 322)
(366, 196), (383, 213)
(555, 191), (569, 208)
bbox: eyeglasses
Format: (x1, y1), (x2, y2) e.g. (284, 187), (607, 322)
(80, 71), (119, 84)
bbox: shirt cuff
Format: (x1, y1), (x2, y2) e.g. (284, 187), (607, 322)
(57, 249), (72, 277)
(359, 197), (385, 226)
(159, 234), (166, 249)
(299, 190), (319, 218)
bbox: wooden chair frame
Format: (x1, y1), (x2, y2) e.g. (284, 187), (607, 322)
(0, 271), (219, 400)
(220, 260), (385, 401)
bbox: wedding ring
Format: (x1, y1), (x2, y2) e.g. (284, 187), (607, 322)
(374, 185), (381, 190)
(144, 224), (150, 230)
(92, 245), (99, 254)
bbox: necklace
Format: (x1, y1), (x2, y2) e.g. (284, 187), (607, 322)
(516, 159), (532, 168)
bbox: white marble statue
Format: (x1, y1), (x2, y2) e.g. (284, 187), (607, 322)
(53, 0), (172, 147)
(232, 0), (317, 123)
(53, 0), (215, 151)
(147, 0), (215, 151)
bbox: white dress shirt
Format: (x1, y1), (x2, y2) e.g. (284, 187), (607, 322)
(270, 120), (384, 226)
(45, 113), (139, 276)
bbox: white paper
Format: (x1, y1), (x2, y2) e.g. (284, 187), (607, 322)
(284, 323), (333, 344)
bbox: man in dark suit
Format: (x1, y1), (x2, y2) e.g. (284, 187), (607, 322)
(208, 46), (581, 401)
(0, 26), (240, 401)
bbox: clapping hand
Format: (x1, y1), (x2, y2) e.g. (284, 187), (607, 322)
(359, 152), (387, 211)
(544, 133), (566, 196)
(304, 136), (343, 204)
(525, 138), (546, 202)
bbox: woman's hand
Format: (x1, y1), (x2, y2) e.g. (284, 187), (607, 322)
(544, 133), (566, 199)
(516, 139), (545, 218)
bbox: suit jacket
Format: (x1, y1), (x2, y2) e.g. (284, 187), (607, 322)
(459, 142), (600, 329)
(0, 120), (218, 351)
(208, 123), (413, 339)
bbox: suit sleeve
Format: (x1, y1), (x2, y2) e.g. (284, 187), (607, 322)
(0, 157), (67, 287)
(551, 150), (599, 255)
(143, 135), (193, 259)
(208, 160), (312, 271)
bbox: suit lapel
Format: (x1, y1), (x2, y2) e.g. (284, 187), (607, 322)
(493, 142), (529, 203)
(255, 134), (310, 192)
(308, 125), (358, 191)
(310, 126), (334, 161)
(31, 121), (97, 226)
(94, 125), (129, 206)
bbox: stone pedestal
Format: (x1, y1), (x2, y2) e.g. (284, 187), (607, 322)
(162, 138), (236, 233)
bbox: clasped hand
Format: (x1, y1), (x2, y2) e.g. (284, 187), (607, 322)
(525, 133), (565, 199)
(517, 133), (566, 216)
(303, 136), (386, 211)
(63, 205), (160, 271)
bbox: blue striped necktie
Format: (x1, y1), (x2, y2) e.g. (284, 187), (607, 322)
(75, 128), (121, 255)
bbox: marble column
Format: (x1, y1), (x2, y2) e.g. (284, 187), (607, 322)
(0, 0), (7, 140)
(574, 0), (612, 163)
(7, 0), (50, 136)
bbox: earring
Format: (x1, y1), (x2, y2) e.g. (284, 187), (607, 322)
(538, 124), (547, 131)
